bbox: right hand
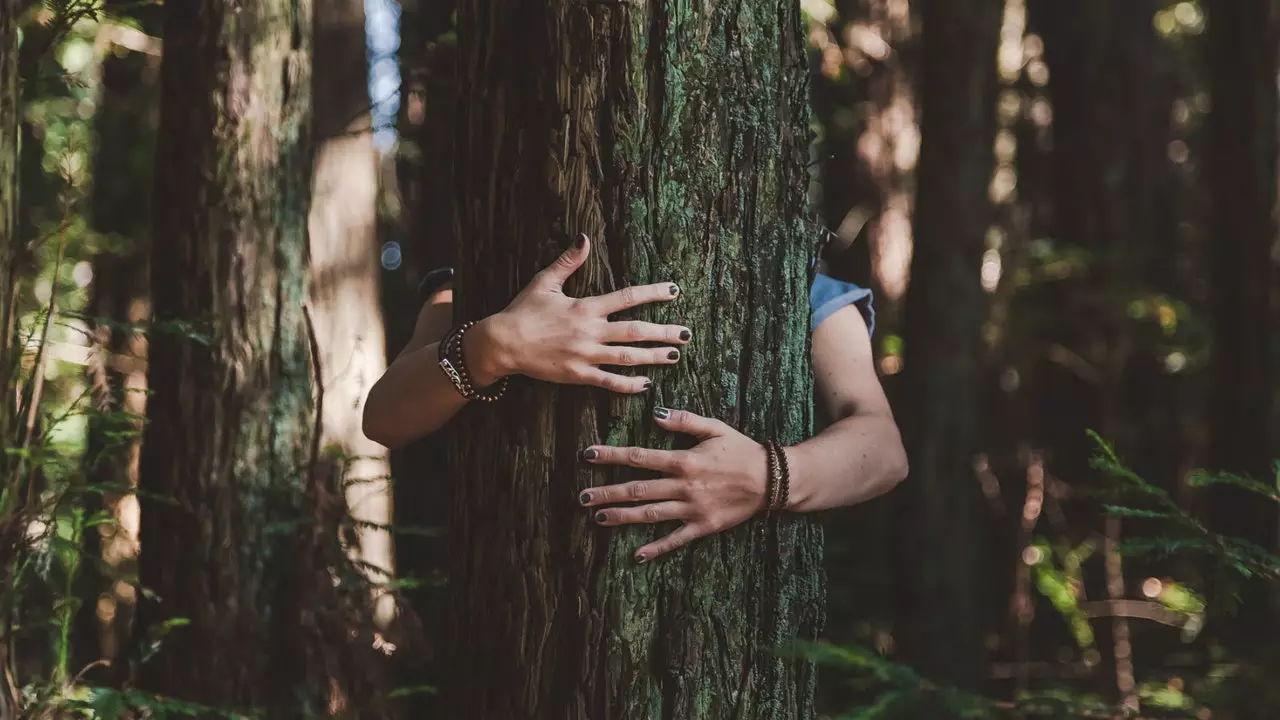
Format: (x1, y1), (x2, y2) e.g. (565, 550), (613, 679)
(466, 234), (691, 394)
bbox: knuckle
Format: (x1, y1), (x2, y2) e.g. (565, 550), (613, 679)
(627, 447), (647, 465)
(555, 252), (576, 269)
(627, 321), (644, 342)
(630, 481), (649, 500)
(620, 286), (637, 307)
(618, 349), (636, 366)
(644, 506), (662, 523)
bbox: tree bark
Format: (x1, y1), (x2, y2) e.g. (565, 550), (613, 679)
(895, 0), (1001, 693)
(137, 0), (380, 711)
(1206, 0), (1278, 541)
(309, 0), (394, 629)
(444, 0), (822, 717)
(0, 0), (19, 714)
(77, 2), (161, 684)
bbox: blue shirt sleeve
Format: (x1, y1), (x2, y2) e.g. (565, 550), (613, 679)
(810, 272), (875, 336)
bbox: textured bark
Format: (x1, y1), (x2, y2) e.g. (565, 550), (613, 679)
(1206, 0), (1278, 541)
(895, 0), (1001, 693)
(308, 0), (394, 627)
(445, 0), (822, 717)
(137, 1), (379, 711)
(77, 2), (161, 683)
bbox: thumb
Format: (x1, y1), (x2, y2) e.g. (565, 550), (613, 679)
(534, 233), (590, 290)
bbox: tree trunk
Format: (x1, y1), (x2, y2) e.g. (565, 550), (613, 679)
(77, 2), (161, 684)
(895, 0), (1001, 693)
(445, 0), (822, 717)
(137, 0), (380, 711)
(0, 0), (19, 714)
(1206, 0), (1277, 541)
(309, 0), (394, 629)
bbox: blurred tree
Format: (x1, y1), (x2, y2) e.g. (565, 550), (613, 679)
(442, 0), (822, 716)
(76, 0), (161, 685)
(1205, 0), (1277, 552)
(895, 0), (1001, 694)
(136, 0), (379, 710)
(0, 0), (19, 714)
(308, 0), (394, 630)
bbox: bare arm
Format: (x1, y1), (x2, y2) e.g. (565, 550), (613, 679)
(786, 304), (908, 511)
(577, 301), (908, 562)
(362, 235), (694, 449)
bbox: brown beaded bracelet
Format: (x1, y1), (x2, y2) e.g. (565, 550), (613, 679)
(763, 440), (791, 512)
(438, 321), (509, 403)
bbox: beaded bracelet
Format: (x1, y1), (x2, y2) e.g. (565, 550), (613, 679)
(763, 440), (791, 512)
(438, 321), (509, 403)
(763, 441), (779, 515)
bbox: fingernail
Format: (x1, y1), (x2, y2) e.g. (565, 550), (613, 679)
(594, 511), (607, 524)
(579, 492), (592, 505)
(679, 329), (692, 342)
(580, 448), (598, 461)
(643, 379), (653, 390)
(575, 233), (588, 249)
(669, 284), (680, 296)
(654, 407), (670, 420)
(635, 553), (648, 565)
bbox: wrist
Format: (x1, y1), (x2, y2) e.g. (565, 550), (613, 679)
(780, 443), (808, 511)
(464, 314), (516, 387)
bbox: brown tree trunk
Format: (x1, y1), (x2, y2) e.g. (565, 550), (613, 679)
(895, 0), (1001, 694)
(309, 0), (394, 629)
(76, 2), (162, 685)
(137, 0), (381, 712)
(0, 0), (19, 714)
(444, 0), (822, 717)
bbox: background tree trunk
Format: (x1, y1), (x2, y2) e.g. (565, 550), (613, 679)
(137, 0), (380, 711)
(76, 1), (161, 684)
(308, 0), (394, 629)
(444, 0), (822, 717)
(895, 0), (1001, 693)
(0, 0), (19, 714)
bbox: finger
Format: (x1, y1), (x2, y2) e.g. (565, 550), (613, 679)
(533, 234), (590, 290)
(577, 368), (651, 395)
(635, 523), (706, 564)
(588, 282), (681, 315)
(579, 479), (687, 507)
(590, 345), (682, 368)
(601, 320), (692, 345)
(580, 444), (684, 474)
(592, 502), (689, 527)
(651, 407), (728, 440)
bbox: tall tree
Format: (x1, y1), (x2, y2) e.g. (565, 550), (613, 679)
(77, 2), (161, 683)
(444, 0), (822, 716)
(895, 0), (1001, 693)
(0, 0), (20, 714)
(137, 0), (378, 710)
(1205, 0), (1277, 544)
(308, 0), (394, 628)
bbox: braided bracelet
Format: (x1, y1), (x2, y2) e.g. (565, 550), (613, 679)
(763, 441), (779, 515)
(763, 440), (792, 512)
(438, 321), (509, 403)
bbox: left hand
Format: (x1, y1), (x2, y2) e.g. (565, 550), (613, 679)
(578, 407), (769, 564)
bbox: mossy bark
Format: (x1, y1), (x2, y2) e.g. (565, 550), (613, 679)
(445, 1), (821, 717)
(137, 0), (379, 711)
(895, 0), (1001, 694)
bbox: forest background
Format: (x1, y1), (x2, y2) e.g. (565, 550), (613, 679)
(0, 0), (1277, 717)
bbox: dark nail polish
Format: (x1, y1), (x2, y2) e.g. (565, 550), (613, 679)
(581, 448), (598, 461)
(635, 553), (648, 565)
(679, 329), (692, 342)
(594, 511), (607, 524)
(643, 379), (653, 390)
(654, 407), (671, 420)
(575, 233), (588, 249)
(669, 284), (680, 296)
(668, 350), (680, 361)
(579, 492), (592, 505)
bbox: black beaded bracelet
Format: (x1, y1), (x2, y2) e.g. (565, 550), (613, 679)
(763, 441), (778, 515)
(438, 321), (508, 403)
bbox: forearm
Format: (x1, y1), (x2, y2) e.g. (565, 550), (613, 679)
(362, 317), (511, 449)
(784, 412), (908, 513)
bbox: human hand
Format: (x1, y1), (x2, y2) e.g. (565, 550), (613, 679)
(577, 407), (770, 563)
(467, 234), (691, 393)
